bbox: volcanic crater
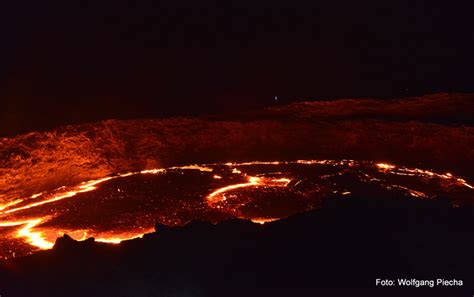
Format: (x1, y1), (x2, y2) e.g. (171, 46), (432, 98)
(1, 93), (473, 260)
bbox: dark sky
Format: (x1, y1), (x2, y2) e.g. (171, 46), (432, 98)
(1, 0), (473, 136)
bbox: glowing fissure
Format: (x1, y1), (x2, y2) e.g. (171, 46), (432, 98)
(0, 160), (472, 259)
(250, 218), (279, 224)
(207, 176), (291, 204)
(0, 218), (54, 250)
(94, 229), (155, 244)
(375, 163), (474, 190)
(0, 200), (24, 211)
(3, 179), (113, 215)
(17, 218), (55, 250)
(0, 164), (219, 254)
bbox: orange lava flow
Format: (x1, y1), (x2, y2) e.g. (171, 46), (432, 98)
(0, 175), (148, 253)
(0, 165), (215, 255)
(250, 218), (279, 224)
(0, 160), (472, 259)
(3, 178), (114, 215)
(0, 177), (126, 253)
(375, 162), (474, 190)
(94, 229), (156, 244)
(206, 175), (292, 205)
(0, 217), (54, 249)
(0, 200), (24, 211)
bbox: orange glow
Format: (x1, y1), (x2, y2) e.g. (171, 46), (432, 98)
(0, 159), (472, 259)
(272, 178), (292, 183)
(407, 189), (428, 198)
(139, 169), (165, 175)
(376, 163), (396, 170)
(2, 177), (114, 215)
(0, 199), (24, 211)
(95, 229), (155, 244)
(0, 163), (227, 257)
(392, 167), (473, 190)
(17, 218), (55, 250)
(206, 175), (291, 205)
(173, 165), (213, 172)
(0, 218), (56, 250)
(297, 160), (330, 165)
(207, 176), (262, 204)
(251, 218), (279, 224)
(0, 163), (240, 257)
(457, 178), (474, 189)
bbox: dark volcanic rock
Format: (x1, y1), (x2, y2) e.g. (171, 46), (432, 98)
(53, 234), (96, 252)
(53, 234), (76, 251)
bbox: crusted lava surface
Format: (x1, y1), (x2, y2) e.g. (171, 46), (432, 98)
(0, 160), (472, 260)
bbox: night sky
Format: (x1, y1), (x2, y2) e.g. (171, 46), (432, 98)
(1, 0), (473, 136)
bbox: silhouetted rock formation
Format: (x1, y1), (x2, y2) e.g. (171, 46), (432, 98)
(53, 234), (96, 252)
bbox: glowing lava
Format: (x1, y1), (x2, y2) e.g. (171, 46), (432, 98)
(0, 218), (54, 249)
(0, 160), (472, 259)
(207, 176), (291, 204)
(2, 177), (114, 215)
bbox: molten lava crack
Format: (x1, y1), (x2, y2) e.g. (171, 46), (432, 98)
(0, 160), (472, 260)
